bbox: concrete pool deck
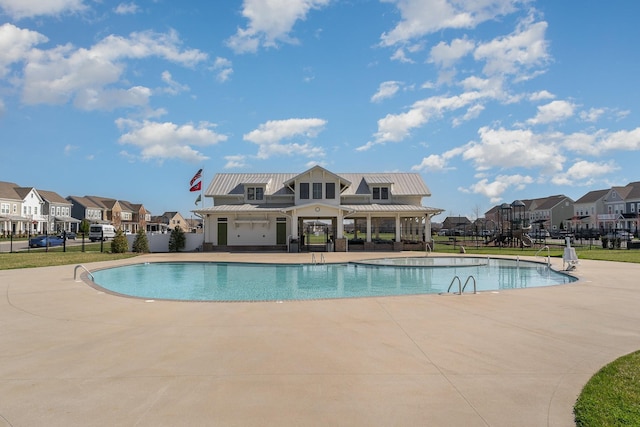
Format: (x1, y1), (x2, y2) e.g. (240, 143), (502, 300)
(1, 252), (639, 426)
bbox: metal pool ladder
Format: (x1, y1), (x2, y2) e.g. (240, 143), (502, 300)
(535, 246), (551, 267)
(74, 264), (94, 282)
(446, 275), (477, 295)
(311, 253), (325, 264)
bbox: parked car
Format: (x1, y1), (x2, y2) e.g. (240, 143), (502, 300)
(29, 235), (64, 248)
(58, 231), (76, 240)
(531, 230), (550, 239)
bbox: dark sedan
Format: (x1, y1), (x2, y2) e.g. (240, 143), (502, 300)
(29, 235), (65, 248)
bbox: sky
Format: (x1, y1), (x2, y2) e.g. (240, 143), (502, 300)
(2, 0), (640, 221)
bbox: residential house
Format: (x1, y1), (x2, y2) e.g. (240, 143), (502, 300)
(161, 211), (189, 233)
(39, 189), (79, 234)
(441, 216), (472, 235)
(194, 165), (443, 252)
(0, 181), (28, 236)
(13, 186), (46, 234)
(572, 189), (608, 235)
(601, 182), (640, 234)
(526, 195), (574, 233)
(67, 195), (107, 228)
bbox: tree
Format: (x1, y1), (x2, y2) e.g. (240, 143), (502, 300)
(111, 228), (129, 253)
(132, 228), (149, 253)
(168, 227), (186, 252)
(79, 219), (90, 236)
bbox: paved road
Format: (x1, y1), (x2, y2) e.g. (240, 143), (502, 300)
(0, 238), (88, 253)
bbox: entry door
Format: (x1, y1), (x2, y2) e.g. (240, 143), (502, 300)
(217, 222), (227, 245)
(276, 222), (286, 244)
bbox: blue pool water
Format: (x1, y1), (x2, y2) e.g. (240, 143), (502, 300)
(90, 257), (576, 301)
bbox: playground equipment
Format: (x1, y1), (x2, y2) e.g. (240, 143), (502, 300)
(486, 200), (532, 248)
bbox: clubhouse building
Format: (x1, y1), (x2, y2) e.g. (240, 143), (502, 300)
(195, 166), (443, 252)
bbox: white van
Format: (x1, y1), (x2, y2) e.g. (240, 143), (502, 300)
(89, 224), (117, 242)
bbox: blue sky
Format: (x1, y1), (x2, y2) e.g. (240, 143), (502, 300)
(2, 0), (640, 220)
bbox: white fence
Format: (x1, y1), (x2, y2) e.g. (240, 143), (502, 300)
(126, 233), (204, 253)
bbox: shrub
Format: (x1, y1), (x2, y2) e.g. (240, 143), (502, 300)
(168, 227), (186, 252)
(132, 228), (149, 253)
(111, 228), (129, 253)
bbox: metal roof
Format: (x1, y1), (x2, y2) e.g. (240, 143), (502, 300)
(206, 172), (431, 197)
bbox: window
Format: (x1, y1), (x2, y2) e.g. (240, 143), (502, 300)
(34, 207), (37, 215)
(51, 207), (55, 215)
(372, 186), (389, 200)
(1, 203), (8, 214)
(300, 183), (309, 199)
(313, 183), (322, 199)
(326, 182), (335, 199)
(246, 186), (264, 201)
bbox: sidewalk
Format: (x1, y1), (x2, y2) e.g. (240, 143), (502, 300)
(1, 252), (639, 426)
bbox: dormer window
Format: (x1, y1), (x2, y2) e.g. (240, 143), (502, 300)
(373, 187), (389, 200)
(246, 186), (264, 201)
(313, 183), (322, 199)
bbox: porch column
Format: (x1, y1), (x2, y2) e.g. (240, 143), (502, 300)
(336, 211), (344, 239)
(395, 214), (401, 242)
(290, 210), (299, 238)
(366, 215), (372, 242)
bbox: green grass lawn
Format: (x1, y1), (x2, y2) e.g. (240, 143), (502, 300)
(574, 351), (640, 426)
(0, 245), (137, 270)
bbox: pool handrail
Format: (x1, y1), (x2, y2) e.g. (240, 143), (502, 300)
(74, 264), (94, 282)
(447, 275), (477, 295)
(535, 246), (551, 267)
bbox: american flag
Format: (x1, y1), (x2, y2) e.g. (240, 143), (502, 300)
(190, 168), (202, 186)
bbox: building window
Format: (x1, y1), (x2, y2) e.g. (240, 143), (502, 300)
(313, 183), (322, 199)
(373, 187), (389, 200)
(325, 182), (335, 199)
(247, 186), (264, 201)
(300, 183), (309, 199)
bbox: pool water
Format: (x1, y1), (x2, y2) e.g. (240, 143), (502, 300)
(90, 257), (576, 301)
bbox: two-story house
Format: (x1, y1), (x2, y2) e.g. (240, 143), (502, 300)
(67, 195), (107, 227)
(572, 189), (608, 235)
(13, 187), (46, 235)
(601, 182), (640, 234)
(0, 181), (28, 236)
(39, 189), (79, 234)
(195, 165), (442, 252)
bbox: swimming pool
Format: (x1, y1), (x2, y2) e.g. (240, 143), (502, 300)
(89, 257), (576, 302)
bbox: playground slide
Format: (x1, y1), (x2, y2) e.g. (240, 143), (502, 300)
(512, 229), (532, 247)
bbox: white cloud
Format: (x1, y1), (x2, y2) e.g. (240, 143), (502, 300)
(226, 0), (331, 53)
(0, 98), (5, 116)
(114, 2), (139, 15)
(474, 19), (549, 76)
(243, 118), (327, 159)
(159, 71), (190, 95)
(411, 146), (465, 172)
(463, 126), (564, 172)
(0, 0), (86, 19)
(213, 57), (233, 82)
(0, 23), (48, 78)
(527, 100), (575, 125)
(460, 174), (533, 203)
(115, 118), (227, 162)
(428, 37), (475, 68)
(20, 29), (207, 110)
(551, 160), (619, 186)
(452, 103), (485, 127)
(370, 90), (486, 145)
(371, 81), (402, 103)
(380, 0), (518, 46)
(579, 107), (605, 123)
(224, 155), (248, 169)
(529, 90), (555, 101)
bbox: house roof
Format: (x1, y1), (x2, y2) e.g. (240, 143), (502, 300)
(0, 181), (21, 200)
(38, 190), (71, 205)
(67, 195), (104, 210)
(574, 189), (609, 204)
(206, 171), (431, 197)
